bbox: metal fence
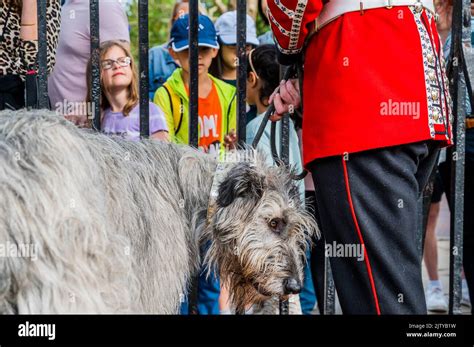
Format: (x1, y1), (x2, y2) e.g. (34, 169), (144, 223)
(34, 0), (471, 315)
(447, 0), (471, 315)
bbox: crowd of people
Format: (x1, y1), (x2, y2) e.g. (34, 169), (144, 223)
(0, 0), (472, 315)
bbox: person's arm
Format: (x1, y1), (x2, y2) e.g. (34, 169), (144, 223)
(153, 90), (176, 141)
(268, 79), (301, 121)
(45, 0), (61, 73)
(265, 0), (319, 121)
(267, 0), (323, 65)
(18, 0), (38, 72)
(151, 130), (169, 141)
(18, 0), (61, 74)
(149, 103), (170, 142)
(20, 0), (38, 41)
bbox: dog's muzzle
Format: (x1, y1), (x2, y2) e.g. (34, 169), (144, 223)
(283, 278), (302, 295)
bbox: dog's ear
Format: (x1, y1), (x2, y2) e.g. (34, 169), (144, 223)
(217, 163), (265, 207)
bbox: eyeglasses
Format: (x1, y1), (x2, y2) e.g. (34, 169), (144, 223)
(101, 56), (131, 70)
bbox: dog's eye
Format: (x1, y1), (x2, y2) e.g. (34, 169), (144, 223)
(268, 218), (285, 232)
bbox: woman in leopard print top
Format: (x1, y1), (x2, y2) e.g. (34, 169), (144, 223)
(0, 0), (60, 76)
(0, 0), (60, 109)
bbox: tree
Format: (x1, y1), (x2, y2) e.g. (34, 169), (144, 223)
(126, 0), (267, 62)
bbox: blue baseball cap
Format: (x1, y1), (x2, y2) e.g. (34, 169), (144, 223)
(169, 14), (220, 52)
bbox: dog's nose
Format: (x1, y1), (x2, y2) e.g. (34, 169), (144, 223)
(283, 278), (301, 295)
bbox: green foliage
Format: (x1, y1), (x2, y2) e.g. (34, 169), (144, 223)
(127, 0), (174, 62)
(127, 0), (270, 62)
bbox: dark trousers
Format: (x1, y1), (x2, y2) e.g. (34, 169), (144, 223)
(0, 75), (25, 111)
(309, 141), (440, 314)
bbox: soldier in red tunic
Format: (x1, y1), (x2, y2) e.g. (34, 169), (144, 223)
(268, 0), (453, 314)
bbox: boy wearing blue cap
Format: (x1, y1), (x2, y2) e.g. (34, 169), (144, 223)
(154, 14), (237, 158)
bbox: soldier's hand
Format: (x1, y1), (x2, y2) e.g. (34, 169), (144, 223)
(269, 79), (301, 122)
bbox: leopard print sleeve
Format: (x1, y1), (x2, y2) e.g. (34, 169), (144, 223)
(20, 39), (38, 72)
(20, 0), (61, 75)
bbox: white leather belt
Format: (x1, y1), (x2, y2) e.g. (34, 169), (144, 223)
(315, 0), (436, 31)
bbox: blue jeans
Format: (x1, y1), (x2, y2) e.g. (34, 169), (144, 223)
(180, 241), (221, 315)
(299, 248), (317, 315)
(180, 245), (316, 315)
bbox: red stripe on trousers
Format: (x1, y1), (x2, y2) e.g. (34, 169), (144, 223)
(342, 157), (381, 315)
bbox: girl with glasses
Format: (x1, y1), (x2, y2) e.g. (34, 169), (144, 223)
(86, 40), (169, 141)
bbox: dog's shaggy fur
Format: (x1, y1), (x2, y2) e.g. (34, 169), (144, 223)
(0, 109), (317, 314)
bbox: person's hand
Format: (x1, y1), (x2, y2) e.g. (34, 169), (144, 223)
(268, 79), (301, 122)
(64, 114), (89, 128)
(151, 130), (169, 142)
(224, 129), (238, 150)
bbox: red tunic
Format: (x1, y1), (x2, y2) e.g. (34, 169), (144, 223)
(267, 1), (453, 166)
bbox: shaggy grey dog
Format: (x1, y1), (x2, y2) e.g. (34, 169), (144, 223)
(0, 109), (318, 314)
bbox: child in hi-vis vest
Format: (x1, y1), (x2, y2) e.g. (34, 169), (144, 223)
(154, 14), (237, 159)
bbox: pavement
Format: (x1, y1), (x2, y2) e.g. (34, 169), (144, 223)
(421, 195), (472, 315)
